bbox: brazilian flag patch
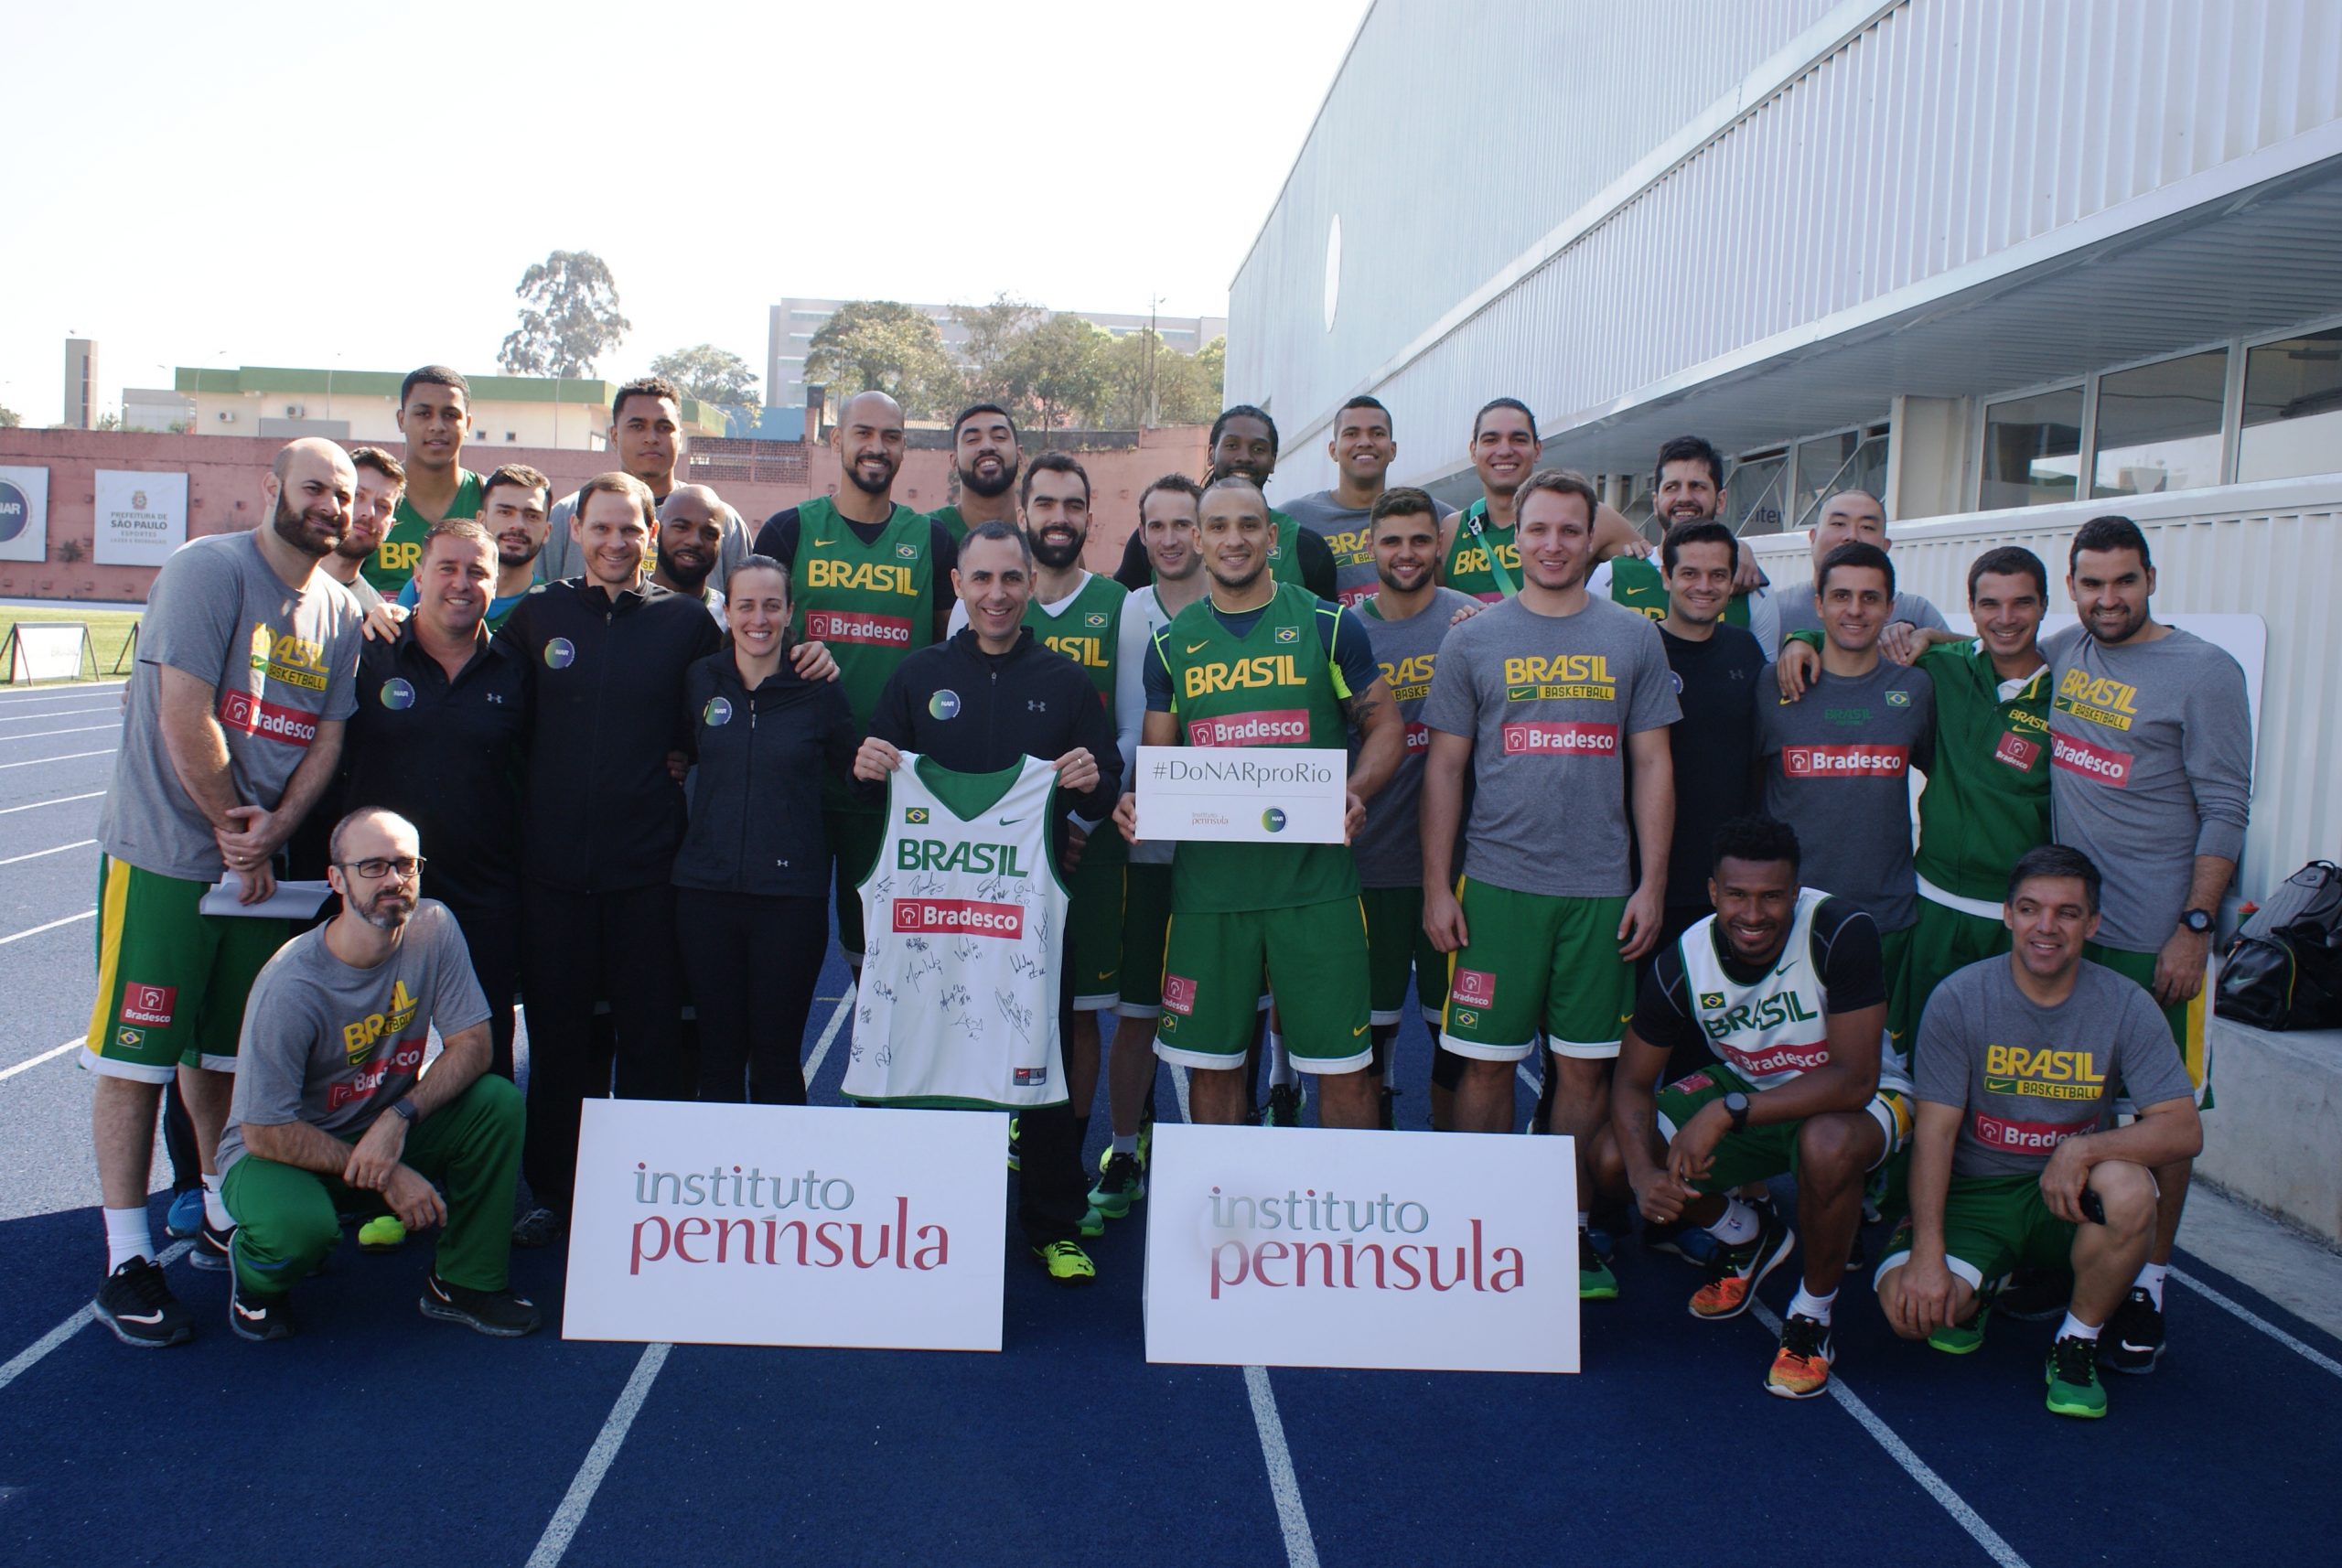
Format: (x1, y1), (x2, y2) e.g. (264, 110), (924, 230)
(1699, 992), (1725, 1010)
(1887, 690), (1911, 707)
(904, 807), (929, 824)
(896, 543), (918, 559)
(1275, 626), (1299, 644)
(1085, 612), (1109, 628)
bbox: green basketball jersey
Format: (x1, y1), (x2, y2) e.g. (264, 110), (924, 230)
(790, 492), (936, 728)
(365, 468), (483, 595)
(1265, 507), (1305, 588)
(1027, 572), (1129, 865)
(1440, 498), (1519, 604)
(1155, 581), (1358, 913)
(924, 505), (970, 545)
(1603, 554), (1751, 627)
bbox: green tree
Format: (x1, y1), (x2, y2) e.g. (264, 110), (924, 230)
(1012, 315), (1112, 433)
(650, 344), (762, 421)
(1097, 330), (1222, 428)
(803, 301), (959, 420)
(500, 250), (631, 378)
(0, 405), (21, 428)
(956, 294), (1045, 412)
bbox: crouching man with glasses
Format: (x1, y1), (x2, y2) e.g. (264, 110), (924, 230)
(216, 807), (538, 1340)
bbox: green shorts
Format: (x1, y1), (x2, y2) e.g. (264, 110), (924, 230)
(2085, 940), (2212, 1108)
(1155, 897), (1370, 1073)
(1439, 880), (1631, 1061)
(1653, 1062), (1910, 1191)
(1118, 861), (1175, 1016)
(82, 856), (288, 1083)
(1359, 885), (1446, 1026)
(1906, 896), (2011, 1055)
(1875, 1173), (2075, 1294)
(1880, 924), (1916, 1064)
(1069, 846), (1126, 1013)
(828, 807), (885, 961)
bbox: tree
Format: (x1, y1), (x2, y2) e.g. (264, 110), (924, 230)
(0, 405), (20, 428)
(1011, 315), (1112, 433)
(95, 412), (122, 432)
(650, 344), (761, 421)
(956, 294), (1046, 411)
(1097, 330), (1223, 428)
(499, 250), (630, 378)
(802, 301), (959, 421)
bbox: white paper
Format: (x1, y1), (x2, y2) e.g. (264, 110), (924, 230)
(1133, 745), (1348, 844)
(198, 877), (333, 918)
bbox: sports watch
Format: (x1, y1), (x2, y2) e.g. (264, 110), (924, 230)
(1723, 1092), (1751, 1133)
(2182, 908), (2214, 935)
(389, 1097), (421, 1125)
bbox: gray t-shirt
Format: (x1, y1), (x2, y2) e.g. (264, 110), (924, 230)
(1284, 490), (1457, 608)
(1353, 587), (1479, 887)
(1756, 657), (1935, 932)
(1916, 956), (2193, 1179)
(216, 900), (491, 1176)
(540, 490), (750, 590)
(1773, 585), (1948, 653)
(1421, 594), (1680, 898)
(99, 532), (362, 881)
(2042, 624), (2252, 952)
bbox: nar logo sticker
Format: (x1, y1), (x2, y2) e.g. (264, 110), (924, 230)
(121, 983), (177, 1027)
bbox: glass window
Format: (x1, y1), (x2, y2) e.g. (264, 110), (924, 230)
(2238, 327), (2342, 483)
(1723, 452), (1789, 537)
(2092, 349), (2227, 498)
(1792, 428), (1890, 530)
(1981, 387), (2083, 510)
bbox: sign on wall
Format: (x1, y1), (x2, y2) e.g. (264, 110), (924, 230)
(92, 469), (188, 566)
(1144, 1124), (1580, 1374)
(0, 466), (48, 564)
(562, 1099), (1008, 1351)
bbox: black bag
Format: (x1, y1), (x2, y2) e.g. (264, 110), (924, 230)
(2217, 862), (2342, 1031)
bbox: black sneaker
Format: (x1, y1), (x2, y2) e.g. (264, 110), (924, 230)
(1262, 1082), (1304, 1128)
(229, 1275), (295, 1342)
(2099, 1286), (2165, 1374)
(188, 1218), (235, 1273)
(1997, 1265), (2071, 1321)
(510, 1207), (566, 1250)
(420, 1273), (543, 1337)
(93, 1256), (195, 1348)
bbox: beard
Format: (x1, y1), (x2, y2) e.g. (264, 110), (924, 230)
(844, 451), (900, 497)
(498, 536), (543, 569)
(959, 453), (1019, 499)
(272, 494), (339, 559)
(1031, 529), (1084, 571)
(354, 892), (414, 932)
(1209, 457), (1272, 486)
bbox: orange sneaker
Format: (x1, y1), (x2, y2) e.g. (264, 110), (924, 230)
(1688, 1205), (1796, 1320)
(1764, 1312), (1835, 1399)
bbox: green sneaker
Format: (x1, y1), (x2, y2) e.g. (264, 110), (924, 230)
(2046, 1334), (2108, 1418)
(1006, 1115), (1021, 1173)
(1928, 1289), (1995, 1355)
(1579, 1230), (1619, 1301)
(357, 1215), (407, 1253)
(1031, 1240), (1096, 1286)
(1080, 1205), (1106, 1238)
(1088, 1151), (1145, 1219)
(1098, 1123), (1154, 1176)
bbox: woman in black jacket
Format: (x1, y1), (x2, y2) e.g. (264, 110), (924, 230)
(675, 555), (858, 1102)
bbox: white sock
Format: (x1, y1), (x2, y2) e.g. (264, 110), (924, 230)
(1110, 1133), (1137, 1157)
(2133, 1262), (2167, 1309)
(2058, 1311), (2102, 1342)
(1265, 1030), (1299, 1090)
(1788, 1285), (1837, 1325)
(201, 1173), (231, 1231)
(104, 1206), (154, 1272)
(1704, 1197), (1761, 1247)
(1575, 1210), (1590, 1233)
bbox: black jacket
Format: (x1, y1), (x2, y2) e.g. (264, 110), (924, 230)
(672, 650), (858, 898)
(495, 578), (724, 893)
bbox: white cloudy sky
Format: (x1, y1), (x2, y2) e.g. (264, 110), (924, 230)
(5, 0), (1369, 423)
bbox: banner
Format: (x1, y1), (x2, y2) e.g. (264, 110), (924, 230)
(92, 469), (188, 566)
(0, 466), (47, 564)
(1144, 1124), (1579, 1373)
(4, 624), (91, 683)
(1134, 744), (1348, 843)
(562, 1099), (1008, 1351)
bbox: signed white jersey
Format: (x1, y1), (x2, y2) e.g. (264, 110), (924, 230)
(844, 753), (1069, 1108)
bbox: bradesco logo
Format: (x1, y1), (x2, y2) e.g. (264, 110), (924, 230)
(626, 1163), (951, 1276)
(805, 607), (913, 647)
(1161, 973), (1198, 1015)
(2050, 730), (2132, 788)
(892, 898), (1025, 939)
(327, 1036), (425, 1111)
(217, 690), (318, 747)
(1402, 721), (1431, 753)
(1971, 1110), (2095, 1155)
(1499, 721), (1617, 756)
(1187, 709), (1307, 746)
(1450, 968), (1497, 1009)
(121, 983), (177, 1027)
(1206, 1186), (1527, 1299)
(1781, 744), (1907, 779)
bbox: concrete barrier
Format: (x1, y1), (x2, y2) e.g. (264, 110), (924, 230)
(2197, 1015), (2342, 1248)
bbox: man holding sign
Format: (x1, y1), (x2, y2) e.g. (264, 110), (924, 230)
(1115, 475), (1403, 1130)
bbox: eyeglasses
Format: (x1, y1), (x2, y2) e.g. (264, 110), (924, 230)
(338, 856), (426, 882)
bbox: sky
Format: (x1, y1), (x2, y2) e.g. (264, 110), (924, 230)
(3, 0), (1370, 425)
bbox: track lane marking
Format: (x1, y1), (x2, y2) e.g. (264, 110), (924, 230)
(0, 748), (115, 771)
(0, 707), (119, 723)
(0, 1036), (85, 1082)
(0, 838), (94, 866)
(801, 993), (853, 1081)
(2174, 1266), (2342, 1380)
(524, 1341), (672, 1568)
(0, 725), (120, 742)
(0, 909), (94, 945)
(0, 1240), (195, 1396)
(0, 790), (104, 815)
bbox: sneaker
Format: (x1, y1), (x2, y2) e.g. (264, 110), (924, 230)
(188, 1218), (235, 1273)
(1579, 1230), (1619, 1301)
(1262, 1082), (1304, 1128)
(1030, 1240), (1096, 1286)
(1378, 1085), (1400, 1132)
(1689, 1206), (1796, 1320)
(357, 1216), (407, 1253)
(229, 1274), (295, 1342)
(1997, 1265), (2071, 1321)
(1006, 1115), (1021, 1173)
(93, 1256), (195, 1348)
(1088, 1151), (1145, 1219)
(1764, 1312), (1835, 1399)
(2047, 1333), (2109, 1417)
(165, 1188), (206, 1240)
(1079, 1205), (1106, 1239)
(1642, 1214), (1720, 1264)
(1928, 1288), (1995, 1355)
(420, 1273), (543, 1337)
(2099, 1287), (2165, 1374)
(510, 1207), (566, 1250)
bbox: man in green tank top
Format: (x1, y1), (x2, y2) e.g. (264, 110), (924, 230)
(367, 365), (484, 597)
(1112, 405), (1339, 599)
(1114, 475), (1404, 1128)
(1590, 435), (1778, 648)
(925, 403), (1023, 544)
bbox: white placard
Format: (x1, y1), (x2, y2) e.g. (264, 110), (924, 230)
(92, 469), (188, 566)
(5, 624), (87, 682)
(563, 1099), (1008, 1351)
(1143, 1123), (1579, 1373)
(1133, 745), (1348, 843)
(0, 466), (48, 564)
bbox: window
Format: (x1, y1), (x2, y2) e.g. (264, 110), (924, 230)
(2092, 349), (2226, 498)
(2238, 327), (2342, 483)
(1722, 450), (1789, 536)
(1792, 426), (1889, 530)
(1981, 387), (2083, 510)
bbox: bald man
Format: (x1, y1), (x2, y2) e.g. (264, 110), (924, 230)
(654, 484), (729, 623)
(88, 437), (368, 1348)
(753, 390), (961, 968)
(1773, 490), (1949, 656)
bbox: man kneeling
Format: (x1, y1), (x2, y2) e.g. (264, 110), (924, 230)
(218, 807), (538, 1339)
(1611, 814), (1908, 1401)
(1875, 844), (2200, 1418)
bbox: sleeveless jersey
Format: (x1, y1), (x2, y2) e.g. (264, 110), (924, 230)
(1026, 573), (1128, 865)
(1264, 507), (1305, 588)
(844, 754), (1069, 1109)
(1440, 499), (1519, 603)
(1603, 554), (1751, 628)
(1155, 581), (1358, 913)
(365, 468), (483, 596)
(1679, 889), (1912, 1094)
(922, 504), (971, 545)
(790, 495), (937, 726)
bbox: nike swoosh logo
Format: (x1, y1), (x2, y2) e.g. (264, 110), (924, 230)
(1186, 641), (1209, 653)
(997, 816), (1021, 825)
(1352, 1024), (1370, 1036)
(813, 538), (835, 547)
(1774, 960), (1795, 977)
(119, 1309), (166, 1325)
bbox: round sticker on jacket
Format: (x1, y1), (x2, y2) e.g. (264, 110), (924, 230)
(929, 689), (962, 720)
(380, 679), (416, 710)
(544, 639), (576, 670)
(704, 697), (733, 726)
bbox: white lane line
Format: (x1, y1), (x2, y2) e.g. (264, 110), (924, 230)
(524, 1340), (672, 1568)
(0, 1240), (194, 1396)
(0, 683), (126, 708)
(1746, 1299), (2031, 1567)
(0, 748), (115, 771)
(0, 706), (118, 723)
(800, 993), (854, 1082)
(0, 725), (119, 742)
(2174, 1265), (2342, 1381)
(0, 838), (94, 866)
(0, 790), (103, 816)
(0, 1036), (84, 1082)
(0, 909), (93, 946)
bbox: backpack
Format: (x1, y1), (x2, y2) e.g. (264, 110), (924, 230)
(2217, 861), (2342, 1031)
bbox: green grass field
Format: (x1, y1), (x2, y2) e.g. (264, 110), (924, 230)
(0, 607), (144, 684)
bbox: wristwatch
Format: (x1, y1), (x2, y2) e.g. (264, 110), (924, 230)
(2182, 908), (2214, 935)
(389, 1097), (421, 1125)
(1722, 1092), (1751, 1133)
